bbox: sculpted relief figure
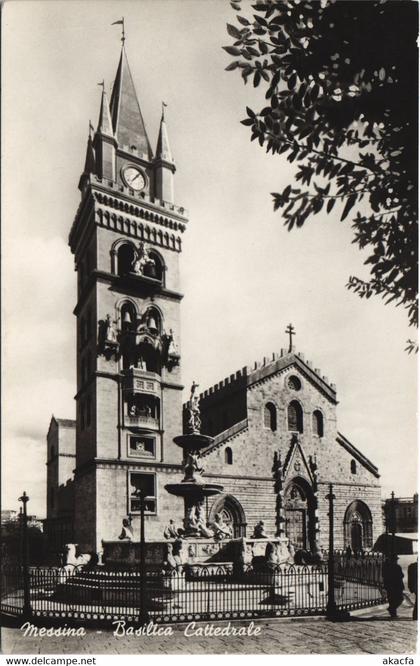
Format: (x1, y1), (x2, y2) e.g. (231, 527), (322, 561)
(105, 314), (118, 343)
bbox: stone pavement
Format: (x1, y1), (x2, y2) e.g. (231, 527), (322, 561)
(1, 601), (417, 655)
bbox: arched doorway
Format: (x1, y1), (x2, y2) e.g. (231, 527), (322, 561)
(209, 494), (247, 538)
(344, 500), (373, 551)
(284, 477), (316, 551)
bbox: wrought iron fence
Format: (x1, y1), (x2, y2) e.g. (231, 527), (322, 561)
(0, 553), (385, 625)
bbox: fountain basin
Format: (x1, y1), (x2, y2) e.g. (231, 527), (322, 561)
(165, 481), (223, 498)
(173, 433), (214, 452)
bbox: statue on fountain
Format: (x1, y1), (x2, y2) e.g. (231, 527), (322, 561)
(184, 451), (204, 482)
(164, 519), (183, 540)
(252, 520), (268, 539)
(212, 513), (233, 540)
(187, 381), (201, 434)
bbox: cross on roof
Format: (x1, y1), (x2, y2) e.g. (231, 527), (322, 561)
(285, 323), (296, 353)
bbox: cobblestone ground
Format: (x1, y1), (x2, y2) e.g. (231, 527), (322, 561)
(1, 600), (417, 655)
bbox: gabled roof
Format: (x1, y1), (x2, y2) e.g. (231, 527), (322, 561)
(245, 351), (337, 404)
(197, 350), (337, 406)
(109, 46), (152, 158)
(337, 431), (380, 478)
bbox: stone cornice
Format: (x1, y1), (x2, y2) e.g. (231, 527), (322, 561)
(69, 179), (188, 253)
(74, 457), (183, 477)
(73, 270), (183, 316)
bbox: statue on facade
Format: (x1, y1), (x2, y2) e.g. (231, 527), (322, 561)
(252, 520), (268, 539)
(105, 314), (118, 343)
(132, 242), (156, 276)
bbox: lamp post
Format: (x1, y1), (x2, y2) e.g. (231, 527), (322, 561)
(18, 491), (31, 619)
(135, 488), (149, 625)
(389, 491), (396, 556)
(325, 484), (349, 621)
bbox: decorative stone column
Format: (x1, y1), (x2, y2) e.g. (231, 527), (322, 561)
(273, 450), (285, 538)
(309, 454), (321, 549)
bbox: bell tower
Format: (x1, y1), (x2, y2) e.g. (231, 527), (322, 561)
(69, 43), (187, 550)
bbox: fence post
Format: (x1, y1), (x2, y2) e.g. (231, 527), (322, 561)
(19, 492), (31, 619)
(325, 484), (349, 621)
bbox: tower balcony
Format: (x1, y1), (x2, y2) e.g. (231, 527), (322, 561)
(122, 368), (161, 396)
(125, 414), (160, 430)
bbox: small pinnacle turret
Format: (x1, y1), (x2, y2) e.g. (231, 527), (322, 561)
(97, 87), (114, 138)
(156, 104), (173, 163)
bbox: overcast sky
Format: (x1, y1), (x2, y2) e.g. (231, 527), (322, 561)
(2, 0), (417, 517)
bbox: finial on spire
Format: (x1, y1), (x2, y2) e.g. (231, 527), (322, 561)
(97, 79), (105, 92)
(112, 17), (125, 44)
(162, 101), (168, 120)
(285, 323), (296, 353)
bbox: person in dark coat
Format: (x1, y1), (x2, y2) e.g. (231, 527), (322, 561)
(407, 560), (417, 620)
(382, 553), (405, 618)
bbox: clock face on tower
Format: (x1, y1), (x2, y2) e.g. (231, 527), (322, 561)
(122, 166), (146, 191)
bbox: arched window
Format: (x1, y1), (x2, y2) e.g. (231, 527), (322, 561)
(144, 307), (162, 335)
(120, 301), (137, 331)
(117, 243), (135, 276)
(351, 459), (357, 475)
(264, 403), (277, 431)
(288, 400), (303, 433)
(312, 410), (324, 437)
(225, 447), (233, 465)
(145, 251), (164, 282)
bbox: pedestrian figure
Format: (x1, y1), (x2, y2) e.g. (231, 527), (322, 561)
(408, 560), (417, 620)
(382, 553), (404, 618)
(345, 545), (352, 560)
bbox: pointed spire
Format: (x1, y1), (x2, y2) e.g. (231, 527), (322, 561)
(97, 84), (114, 138)
(156, 102), (173, 163)
(83, 122), (96, 174)
(110, 46), (152, 158)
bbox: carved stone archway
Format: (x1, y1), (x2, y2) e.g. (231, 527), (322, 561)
(209, 494), (247, 538)
(344, 500), (373, 551)
(284, 476), (316, 551)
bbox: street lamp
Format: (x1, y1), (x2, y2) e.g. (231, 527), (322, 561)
(325, 484), (349, 621)
(132, 486), (149, 625)
(18, 491), (31, 618)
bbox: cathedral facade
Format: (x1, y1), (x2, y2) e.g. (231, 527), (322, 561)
(45, 44), (383, 556)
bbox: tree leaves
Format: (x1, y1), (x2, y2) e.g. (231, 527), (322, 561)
(223, 0), (418, 332)
(340, 193), (358, 221)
